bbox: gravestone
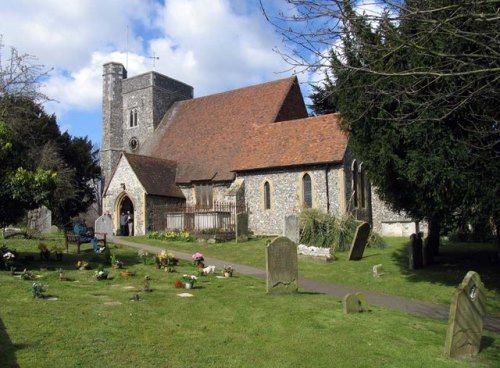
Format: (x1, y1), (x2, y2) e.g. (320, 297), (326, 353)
(408, 233), (423, 270)
(283, 214), (300, 244)
(343, 292), (369, 314)
(95, 214), (114, 241)
(235, 212), (248, 243)
(266, 236), (298, 294)
(444, 271), (487, 359)
(27, 206), (52, 233)
(348, 222), (371, 261)
(372, 264), (384, 277)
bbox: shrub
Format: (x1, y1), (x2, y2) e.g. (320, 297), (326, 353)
(299, 209), (385, 251)
(300, 209), (358, 251)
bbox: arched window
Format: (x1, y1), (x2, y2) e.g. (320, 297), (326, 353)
(302, 174), (312, 208)
(352, 160), (358, 208)
(359, 164), (366, 208)
(263, 181), (271, 210)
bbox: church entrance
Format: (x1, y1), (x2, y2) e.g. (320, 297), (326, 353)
(118, 196), (134, 236)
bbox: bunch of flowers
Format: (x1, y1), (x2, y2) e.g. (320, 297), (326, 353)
(181, 274), (197, 286)
(223, 265), (234, 277)
(95, 270), (108, 280)
(111, 254), (124, 269)
(155, 250), (178, 270)
(32, 282), (46, 298)
(192, 252), (204, 267)
(76, 260), (89, 270)
(138, 249), (148, 264)
(2, 251), (16, 269)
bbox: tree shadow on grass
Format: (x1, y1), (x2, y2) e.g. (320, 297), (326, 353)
(0, 317), (21, 368)
(391, 240), (500, 296)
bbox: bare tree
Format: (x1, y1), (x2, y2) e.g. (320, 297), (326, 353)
(0, 35), (51, 106)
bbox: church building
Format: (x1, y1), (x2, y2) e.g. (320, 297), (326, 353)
(101, 62), (416, 237)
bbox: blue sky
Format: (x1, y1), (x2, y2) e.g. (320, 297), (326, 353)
(0, 0), (319, 146)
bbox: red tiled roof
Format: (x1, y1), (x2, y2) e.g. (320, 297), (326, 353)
(232, 113), (347, 172)
(140, 77), (308, 183)
(124, 153), (185, 198)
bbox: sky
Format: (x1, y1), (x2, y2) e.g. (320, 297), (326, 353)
(0, 0), (316, 146)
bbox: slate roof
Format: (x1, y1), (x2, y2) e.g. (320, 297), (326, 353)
(123, 153), (184, 198)
(140, 76), (308, 183)
(232, 113), (347, 172)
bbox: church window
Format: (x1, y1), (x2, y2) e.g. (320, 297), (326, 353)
(352, 160), (358, 208)
(129, 109), (138, 127)
(352, 161), (367, 208)
(263, 181), (271, 210)
(195, 184), (213, 208)
(359, 164), (366, 208)
(302, 173), (312, 208)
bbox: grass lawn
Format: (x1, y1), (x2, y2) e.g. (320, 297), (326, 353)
(0, 236), (498, 367)
(127, 235), (500, 315)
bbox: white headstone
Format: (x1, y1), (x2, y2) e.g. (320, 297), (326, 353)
(95, 214), (114, 240)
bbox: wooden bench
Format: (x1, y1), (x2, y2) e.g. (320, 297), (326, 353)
(64, 227), (107, 253)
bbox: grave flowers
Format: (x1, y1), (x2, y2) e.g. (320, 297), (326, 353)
(223, 265), (234, 277)
(32, 282), (46, 298)
(138, 249), (148, 264)
(76, 260), (90, 270)
(181, 274), (197, 289)
(156, 250), (178, 271)
(192, 252), (204, 268)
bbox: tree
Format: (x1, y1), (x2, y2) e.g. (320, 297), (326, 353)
(261, 1), (500, 255)
(0, 42), (101, 226)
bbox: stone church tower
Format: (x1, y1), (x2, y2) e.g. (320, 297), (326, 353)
(101, 62), (193, 187)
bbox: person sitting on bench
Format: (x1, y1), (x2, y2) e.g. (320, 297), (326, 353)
(73, 219), (102, 253)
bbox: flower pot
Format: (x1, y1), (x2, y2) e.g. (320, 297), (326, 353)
(185, 282), (193, 289)
(224, 272), (232, 278)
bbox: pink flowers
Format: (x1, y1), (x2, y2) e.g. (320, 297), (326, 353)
(191, 252), (204, 261)
(192, 252), (204, 267)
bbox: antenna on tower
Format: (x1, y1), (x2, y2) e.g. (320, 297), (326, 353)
(126, 25), (129, 70)
(148, 52), (159, 70)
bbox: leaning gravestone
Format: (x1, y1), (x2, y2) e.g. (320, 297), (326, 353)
(408, 233), (423, 270)
(235, 212), (248, 243)
(444, 271), (487, 359)
(266, 236), (298, 294)
(348, 222), (371, 261)
(95, 214), (114, 241)
(283, 214), (300, 245)
(343, 292), (369, 314)
(28, 206), (52, 233)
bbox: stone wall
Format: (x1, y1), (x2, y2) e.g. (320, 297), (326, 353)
(238, 165), (344, 235)
(103, 156), (146, 235)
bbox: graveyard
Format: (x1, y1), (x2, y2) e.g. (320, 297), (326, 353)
(0, 233), (499, 367)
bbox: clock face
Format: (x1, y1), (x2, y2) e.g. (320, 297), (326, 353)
(129, 137), (139, 151)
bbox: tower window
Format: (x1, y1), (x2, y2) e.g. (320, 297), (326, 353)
(129, 109), (138, 127)
(302, 173), (312, 208)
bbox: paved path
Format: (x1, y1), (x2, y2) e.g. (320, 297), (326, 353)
(113, 237), (500, 333)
